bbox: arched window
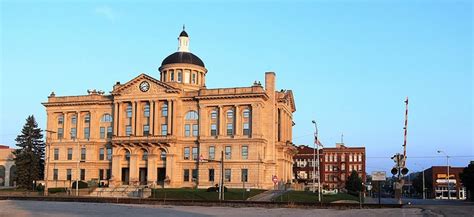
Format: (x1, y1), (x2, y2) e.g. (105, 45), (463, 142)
(0, 165), (5, 186)
(160, 150), (166, 161)
(142, 149), (148, 160)
(101, 114), (113, 122)
(125, 150), (130, 161)
(185, 111), (199, 120)
(9, 165), (16, 187)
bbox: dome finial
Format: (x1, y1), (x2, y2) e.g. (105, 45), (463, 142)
(183, 24), (185, 31)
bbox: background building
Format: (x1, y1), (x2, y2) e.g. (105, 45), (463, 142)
(293, 143), (366, 190)
(42, 29), (296, 190)
(0, 145), (16, 187)
(425, 166), (466, 200)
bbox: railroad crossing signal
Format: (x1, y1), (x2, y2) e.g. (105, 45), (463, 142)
(391, 153), (409, 176)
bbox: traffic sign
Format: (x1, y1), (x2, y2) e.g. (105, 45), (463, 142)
(272, 175), (278, 184)
(371, 171), (386, 181)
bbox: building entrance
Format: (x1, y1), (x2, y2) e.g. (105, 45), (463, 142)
(139, 168), (147, 185)
(121, 168), (129, 185)
(157, 168), (166, 184)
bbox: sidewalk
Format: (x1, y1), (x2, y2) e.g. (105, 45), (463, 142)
(247, 190), (287, 202)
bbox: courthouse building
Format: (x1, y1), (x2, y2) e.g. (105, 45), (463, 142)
(0, 145), (16, 187)
(42, 28), (296, 189)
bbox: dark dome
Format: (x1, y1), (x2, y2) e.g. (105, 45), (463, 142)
(179, 30), (188, 37)
(161, 52), (205, 67)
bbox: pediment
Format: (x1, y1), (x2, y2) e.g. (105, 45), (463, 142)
(111, 73), (180, 96)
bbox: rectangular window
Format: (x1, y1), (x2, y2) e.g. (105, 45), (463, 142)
(81, 148), (86, 161)
(162, 103), (168, 117)
(71, 115), (77, 125)
(161, 124), (168, 135)
(143, 125), (150, 136)
(211, 111), (217, 119)
(241, 146), (248, 160)
(107, 126), (113, 138)
(170, 70), (175, 81)
(53, 169), (58, 181)
(192, 73), (196, 84)
(241, 169), (248, 182)
(99, 169), (104, 180)
(126, 126), (132, 136)
(84, 114), (90, 124)
(71, 128), (77, 139)
(192, 124), (199, 136)
(211, 124), (217, 136)
(183, 169), (189, 182)
(144, 105), (150, 117)
(192, 169), (198, 181)
(67, 169), (72, 181)
(107, 148), (112, 160)
(358, 154), (362, 162)
(54, 148), (59, 160)
(80, 169), (85, 180)
(58, 128), (64, 139)
(100, 127), (105, 139)
(177, 71), (183, 82)
(58, 115), (64, 125)
(67, 148), (72, 160)
(225, 169), (231, 182)
(209, 146), (215, 160)
(192, 147), (198, 160)
(227, 123), (233, 136)
(243, 123), (250, 136)
(106, 169), (111, 179)
(209, 169), (215, 182)
(184, 147), (190, 160)
(99, 148), (105, 160)
(225, 146), (231, 160)
(126, 105), (133, 118)
(185, 124), (190, 137)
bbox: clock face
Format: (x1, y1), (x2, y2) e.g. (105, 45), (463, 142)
(139, 81), (150, 92)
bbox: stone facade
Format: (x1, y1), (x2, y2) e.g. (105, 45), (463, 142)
(0, 145), (16, 187)
(42, 29), (296, 190)
(293, 143), (366, 190)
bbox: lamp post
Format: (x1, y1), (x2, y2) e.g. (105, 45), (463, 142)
(311, 120), (321, 203)
(44, 130), (56, 196)
(437, 150), (450, 200)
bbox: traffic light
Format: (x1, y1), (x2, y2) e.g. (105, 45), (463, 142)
(391, 167), (398, 175)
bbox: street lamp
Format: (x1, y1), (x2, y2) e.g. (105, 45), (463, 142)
(311, 120), (321, 203)
(437, 150), (450, 200)
(44, 130), (56, 196)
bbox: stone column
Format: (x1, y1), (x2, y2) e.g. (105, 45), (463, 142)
(114, 103), (119, 136)
(132, 101), (138, 136)
(251, 104), (260, 137)
(153, 101), (160, 135)
(76, 112), (82, 140)
(147, 154), (157, 186)
(129, 153), (139, 185)
(199, 105), (206, 137)
(167, 100), (172, 135)
(62, 112), (67, 140)
(111, 154), (122, 186)
(165, 153), (174, 186)
(235, 105), (240, 136)
(218, 106), (225, 136)
(149, 100), (154, 135)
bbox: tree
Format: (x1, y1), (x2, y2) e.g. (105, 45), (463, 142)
(13, 115), (45, 190)
(345, 170), (363, 195)
(460, 162), (474, 201)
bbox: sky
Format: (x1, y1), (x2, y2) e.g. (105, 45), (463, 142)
(1, 0), (472, 174)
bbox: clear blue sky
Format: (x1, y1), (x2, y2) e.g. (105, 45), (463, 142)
(1, 0), (472, 174)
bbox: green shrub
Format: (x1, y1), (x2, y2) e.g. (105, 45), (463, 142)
(72, 181), (88, 189)
(48, 188), (67, 194)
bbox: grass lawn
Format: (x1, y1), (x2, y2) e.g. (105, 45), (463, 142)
(151, 188), (266, 201)
(272, 191), (360, 203)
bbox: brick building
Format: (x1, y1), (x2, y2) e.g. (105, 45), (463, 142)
(425, 166), (467, 200)
(293, 143), (366, 190)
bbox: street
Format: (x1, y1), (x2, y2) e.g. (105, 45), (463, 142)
(0, 199), (472, 217)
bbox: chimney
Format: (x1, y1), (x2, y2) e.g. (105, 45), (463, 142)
(265, 72), (276, 94)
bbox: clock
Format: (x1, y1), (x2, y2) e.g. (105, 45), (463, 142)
(139, 81), (150, 92)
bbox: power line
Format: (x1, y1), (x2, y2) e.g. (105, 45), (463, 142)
(367, 155), (473, 159)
